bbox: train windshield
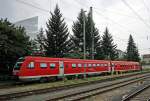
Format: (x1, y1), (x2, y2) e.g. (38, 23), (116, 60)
(14, 57), (25, 70)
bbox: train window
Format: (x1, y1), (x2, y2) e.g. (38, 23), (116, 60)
(93, 64), (96, 67)
(50, 63), (55, 69)
(72, 64), (76, 68)
(88, 64), (92, 67)
(78, 64), (82, 67)
(100, 64), (104, 67)
(112, 63), (115, 67)
(104, 64), (107, 67)
(28, 62), (34, 69)
(97, 64), (100, 66)
(40, 63), (47, 68)
(84, 64), (87, 67)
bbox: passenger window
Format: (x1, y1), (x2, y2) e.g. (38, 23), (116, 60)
(28, 62), (34, 69)
(97, 64), (100, 66)
(84, 64), (87, 67)
(93, 64), (96, 67)
(88, 64), (92, 67)
(50, 63), (55, 69)
(104, 64), (107, 67)
(72, 64), (76, 68)
(40, 63), (47, 68)
(78, 64), (82, 67)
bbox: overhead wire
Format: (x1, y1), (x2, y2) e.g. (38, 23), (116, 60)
(15, 0), (74, 22)
(121, 0), (150, 29)
(15, 0), (149, 44)
(142, 0), (150, 23)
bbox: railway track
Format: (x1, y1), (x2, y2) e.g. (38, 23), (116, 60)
(0, 71), (149, 101)
(0, 71), (147, 90)
(45, 74), (150, 101)
(121, 80), (150, 101)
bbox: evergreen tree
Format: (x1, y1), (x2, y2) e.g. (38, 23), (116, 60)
(36, 28), (45, 56)
(71, 9), (86, 54)
(99, 27), (118, 60)
(126, 34), (140, 62)
(44, 5), (72, 57)
(0, 18), (30, 74)
(72, 9), (100, 59)
(86, 11), (101, 59)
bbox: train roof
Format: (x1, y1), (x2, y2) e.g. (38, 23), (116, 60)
(24, 56), (110, 63)
(111, 61), (139, 64)
(22, 56), (139, 64)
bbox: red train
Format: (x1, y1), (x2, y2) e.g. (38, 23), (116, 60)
(13, 56), (141, 82)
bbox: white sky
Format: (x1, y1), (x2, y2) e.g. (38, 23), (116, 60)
(0, 0), (150, 55)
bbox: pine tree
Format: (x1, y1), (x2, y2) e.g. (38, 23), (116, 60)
(36, 28), (45, 55)
(44, 5), (72, 57)
(0, 18), (30, 74)
(86, 11), (100, 59)
(126, 34), (140, 62)
(71, 9), (86, 54)
(99, 27), (118, 60)
(71, 9), (100, 59)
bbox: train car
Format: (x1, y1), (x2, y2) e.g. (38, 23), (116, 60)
(111, 61), (141, 72)
(13, 56), (141, 82)
(13, 56), (111, 82)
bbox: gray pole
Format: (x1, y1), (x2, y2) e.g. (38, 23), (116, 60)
(90, 7), (94, 60)
(83, 11), (86, 60)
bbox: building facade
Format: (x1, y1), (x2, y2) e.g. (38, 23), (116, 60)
(142, 54), (150, 64)
(14, 16), (38, 39)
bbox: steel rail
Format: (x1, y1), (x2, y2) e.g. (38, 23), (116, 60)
(0, 72), (149, 101)
(46, 74), (150, 101)
(122, 82), (150, 101)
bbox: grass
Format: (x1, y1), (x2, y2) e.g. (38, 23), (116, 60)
(0, 70), (150, 95)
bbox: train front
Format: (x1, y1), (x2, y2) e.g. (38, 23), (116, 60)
(13, 57), (25, 80)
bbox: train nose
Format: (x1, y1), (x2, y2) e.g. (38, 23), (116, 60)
(13, 70), (19, 80)
(13, 70), (19, 76)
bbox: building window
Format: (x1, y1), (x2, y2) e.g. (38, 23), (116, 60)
(72, 64), (76, 68)
(50, 63), (56, 69)
(40, 63), (47, 68)
(28, 62), (34, 69)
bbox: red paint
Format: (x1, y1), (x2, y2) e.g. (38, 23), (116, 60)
(13, 56), (141, 81)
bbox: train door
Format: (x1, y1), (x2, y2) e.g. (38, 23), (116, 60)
(59, 61), (64, 77)
(108, 62), (111, 72)
(111, 63), (115, 72)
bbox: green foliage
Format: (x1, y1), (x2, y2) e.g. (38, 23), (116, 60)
(0, 18), (30, 74)
(71, 9), (85, 53)
(35, 28), (45, 56)
(97, 27), (118, 60)
(41, 5), (73, 57)
(71, 9), (101, 59)
(126, 34), (140, 62)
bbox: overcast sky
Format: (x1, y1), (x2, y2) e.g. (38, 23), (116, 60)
(0, 0), (150, 55)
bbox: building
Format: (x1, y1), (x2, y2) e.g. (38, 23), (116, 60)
(14, 16), (38, 39)
(14, 16), (46, 55)
(141, 54), (150, 69)
(142, 54), (150, 64)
